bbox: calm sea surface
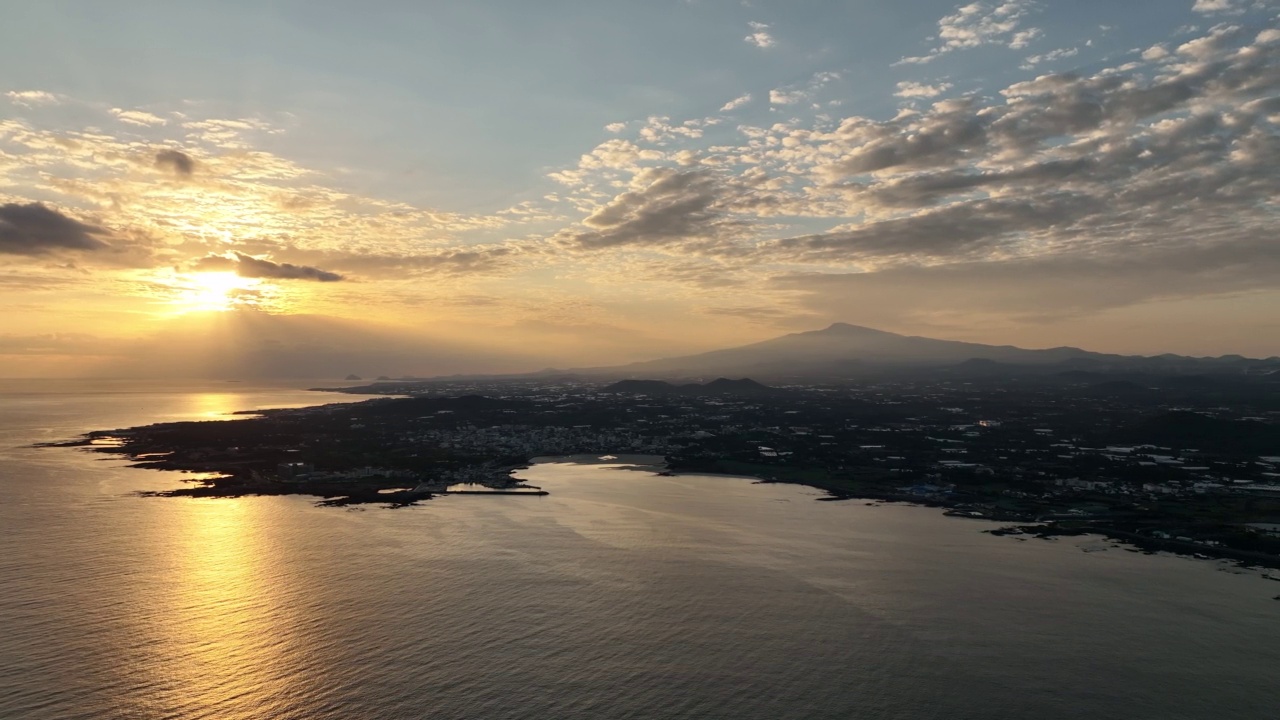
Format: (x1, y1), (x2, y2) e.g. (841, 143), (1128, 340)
(2, 380), (1278, 720)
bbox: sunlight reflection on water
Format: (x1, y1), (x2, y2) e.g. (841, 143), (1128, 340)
(140, 499), (304, 718)
(190, 392), (254, 419)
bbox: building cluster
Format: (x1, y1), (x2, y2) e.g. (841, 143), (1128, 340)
(402, 423), (676, 457)
(306, 377), (1279, 515)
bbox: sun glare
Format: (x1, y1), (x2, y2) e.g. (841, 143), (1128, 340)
(173, 272), (265, 312)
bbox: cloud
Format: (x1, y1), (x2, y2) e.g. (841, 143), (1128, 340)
(0, 203), (110, 255)
(180, 117), (279, 149)
(5, 18), (1280, 357)
(5, 90), (59, 106)
(1008, 28), (1042, 49)
(744, 21), (775, 49)
(768, 72), (841, 107)
(1191, 0), (1252, 14)
(720, 94), (753, 112)
(548, 138), (666, 185)
(154, 149), (195, 176)
(813, 98), (988, 177)
(1141, 44), (1171, 61)
(894, 81), (954, 98)
(560, 168), (744, 250)
(604, 122), (627, 133)
(772, 234), (1280, 325)
(769, 89), (804, 105)
(111, 108), (167, 127)
(216, 241), (526, 279)
(483, 18), (1280, 329)
(715, 23), (1280, 325)
(360, 246), (521, 276)
(639, 116), (704, 143)
(773, 193), (1093, 263)
(192, 252), (344, 281)
(0, 110), (507, 265)
(1021, 46), (1079, 68)
(896, 1), (1043, 65)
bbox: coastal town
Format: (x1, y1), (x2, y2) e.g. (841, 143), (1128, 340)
(53, 373), (1280, 564)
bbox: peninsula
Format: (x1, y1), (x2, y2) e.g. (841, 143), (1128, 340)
(45, 373), (1280, 568)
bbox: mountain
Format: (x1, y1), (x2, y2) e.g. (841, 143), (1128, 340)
(570, 323), (1280, 381)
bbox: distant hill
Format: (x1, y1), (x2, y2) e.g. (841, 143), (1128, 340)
(603, 377), (785, 397)
(604, 379), (678, 394)
(564, 323), (1280, 381)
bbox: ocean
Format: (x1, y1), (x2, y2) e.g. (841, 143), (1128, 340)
(1, 380), (1277, 719)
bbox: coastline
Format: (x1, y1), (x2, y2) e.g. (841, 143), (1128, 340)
(37, 394), (1280, 574)
(665, 457), (1280, 573)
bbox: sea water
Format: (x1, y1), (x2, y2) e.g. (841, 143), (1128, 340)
(1, 381), (1277, 719)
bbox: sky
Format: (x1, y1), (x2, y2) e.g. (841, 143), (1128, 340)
(2, 0), (1279, 377)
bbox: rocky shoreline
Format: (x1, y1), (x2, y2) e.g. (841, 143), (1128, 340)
(666, 457), (1280, 572)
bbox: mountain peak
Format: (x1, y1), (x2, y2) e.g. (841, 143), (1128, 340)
(817, 322), (899, 336)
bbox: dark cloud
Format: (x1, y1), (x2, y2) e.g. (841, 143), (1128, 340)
(774, 194), (1099, 262)
(563, 169), (746, 249)
(203, 238), (526, 279)
(0, 203), (110, 255)
(823, 158), (1095, 215)
(154, 149), (194, 176)
(821, 100), (989, 176)
(193, 252), (344, 282)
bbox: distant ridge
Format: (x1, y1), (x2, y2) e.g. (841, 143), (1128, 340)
(561, 323), (1280, 381)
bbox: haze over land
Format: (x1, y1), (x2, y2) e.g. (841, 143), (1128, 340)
(3, 1), (1280, 377)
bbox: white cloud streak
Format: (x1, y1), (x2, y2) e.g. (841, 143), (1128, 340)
(894, 81), (954, 98)
(111, 109), (167, 127)
(5, 90), (60, 107)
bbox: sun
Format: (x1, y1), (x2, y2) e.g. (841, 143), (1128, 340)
(173, 272), (264, 312)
